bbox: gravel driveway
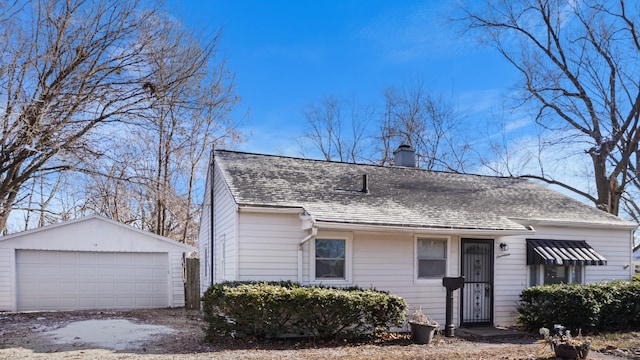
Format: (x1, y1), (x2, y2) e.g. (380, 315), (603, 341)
(0, 308), (627, 359)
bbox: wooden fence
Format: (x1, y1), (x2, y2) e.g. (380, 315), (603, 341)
(184, 258), (200, 310)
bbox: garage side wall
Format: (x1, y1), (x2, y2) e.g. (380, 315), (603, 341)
(0, 248), (14, 311)
(169, 251), (186, 307)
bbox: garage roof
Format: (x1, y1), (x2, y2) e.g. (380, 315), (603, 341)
(0, 215), (195, 253)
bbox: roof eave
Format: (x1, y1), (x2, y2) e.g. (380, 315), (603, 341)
(314, 220), (535, 236)
(509, 217), (638, 230)
(238, 205), (305, 214)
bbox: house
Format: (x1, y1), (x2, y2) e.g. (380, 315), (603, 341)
(0, 215), (194, 312)
(198, 147), (637, 327)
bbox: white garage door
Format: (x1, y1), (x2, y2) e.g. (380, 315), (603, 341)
(16, 250), (169, 311)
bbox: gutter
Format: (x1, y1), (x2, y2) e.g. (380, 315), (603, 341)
(300, 227), (318, 245)
(298, 214), (317, 283)
(313, 221), (535, 236)
(509, 217), (639, 230)
(629, 227), (637, 276)
(210, 148), (215, 287)
(238, 206), (304, 214)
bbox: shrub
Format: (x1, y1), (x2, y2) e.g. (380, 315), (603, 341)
(517, 280), (640, 332)
(201, 281), (407, 340)
(599, 280), (640, 330)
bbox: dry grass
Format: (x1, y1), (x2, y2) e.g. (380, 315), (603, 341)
(2, 309), (640, 359)
(590, 331), (640, 358)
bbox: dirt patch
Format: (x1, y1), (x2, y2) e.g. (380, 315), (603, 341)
(0, 308), (630, 359)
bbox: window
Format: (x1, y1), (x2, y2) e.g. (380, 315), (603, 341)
(529, 265), (583, 286)
(417, 237), (447, 279)
(315, 239), (346, 279)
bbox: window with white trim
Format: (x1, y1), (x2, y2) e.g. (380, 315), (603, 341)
(315, 239), (345, 279)
(529, 265), (583, 286)
(416, 237), (447, 279)
(312, 235), (352, 283)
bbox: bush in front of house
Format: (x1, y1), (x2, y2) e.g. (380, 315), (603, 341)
(517, 280), (640, 332)
(201, 281), (407, 340)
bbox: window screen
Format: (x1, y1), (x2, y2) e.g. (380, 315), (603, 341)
(417, 238), (447, 278)
(315, 239), (346, 279)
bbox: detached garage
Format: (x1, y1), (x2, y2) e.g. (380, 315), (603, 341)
(0, 215), (194, 312)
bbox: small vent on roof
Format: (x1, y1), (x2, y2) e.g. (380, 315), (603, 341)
(394, 144), (416, 167)
(362, 174), (370, 194)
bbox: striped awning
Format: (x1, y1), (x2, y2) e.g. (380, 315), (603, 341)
(526, 239), (607, 266)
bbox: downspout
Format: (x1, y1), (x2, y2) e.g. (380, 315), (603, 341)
(629, 227), (637, 277)
(298, 226), (317, 284)
(210, 147), (215, 287)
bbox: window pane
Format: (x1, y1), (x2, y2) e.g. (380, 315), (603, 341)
(315, 239), (345, 259)
(417, 238), (446, 259)
(418, 259), (446, 278)
(316, 259), (345, 278)
(529, 266), (539, 286)
(571, 266), (582, 284)
(315, 239), (346, 279)
(544, 265), (569, 284)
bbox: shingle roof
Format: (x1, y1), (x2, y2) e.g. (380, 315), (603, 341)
(214, 150), (636, 231)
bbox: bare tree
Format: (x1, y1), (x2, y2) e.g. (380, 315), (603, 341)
(378, 79), (471, 171)
(300, 79), (471, 171)
(0, 0), (154, 231)
(12, 172), (63, 232)
(76, 21), (240, 244)
(79, 144), (143, 225)
(0, 0), (240, 235)
(129, 15), (240, 241)
(300, 95), (371, 163)
(461, 0), (640, 218)
(178, 71), (242, 243)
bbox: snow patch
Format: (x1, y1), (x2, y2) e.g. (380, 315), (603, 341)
(46, 319), (175, 350)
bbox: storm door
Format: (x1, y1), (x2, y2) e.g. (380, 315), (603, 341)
(460, 239), (494, 326)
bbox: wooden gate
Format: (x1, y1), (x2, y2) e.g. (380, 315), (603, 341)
(184, 258), (200, 310)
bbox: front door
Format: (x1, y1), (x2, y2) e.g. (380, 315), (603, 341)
(461, 239), (493, 326)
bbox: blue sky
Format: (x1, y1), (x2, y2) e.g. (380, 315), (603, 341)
(171, 1), (526, 158)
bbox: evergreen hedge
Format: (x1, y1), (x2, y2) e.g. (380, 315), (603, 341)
(201, 281), (407, 340)
(517, 280), (640, 332)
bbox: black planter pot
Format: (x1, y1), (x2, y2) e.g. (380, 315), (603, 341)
(409, 322), (438, 344)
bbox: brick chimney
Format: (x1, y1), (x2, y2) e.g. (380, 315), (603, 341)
(393, 144), (416, 167)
